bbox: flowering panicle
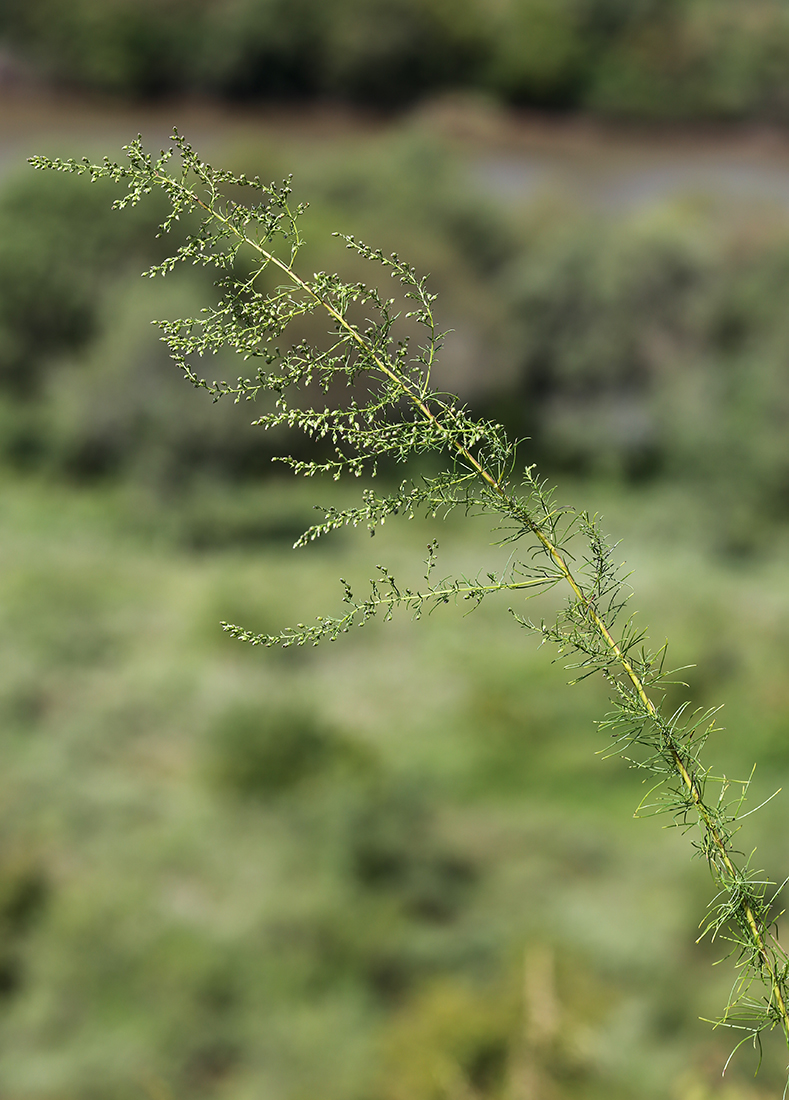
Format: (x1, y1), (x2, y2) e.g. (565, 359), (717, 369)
(31, 132), (789, 1070)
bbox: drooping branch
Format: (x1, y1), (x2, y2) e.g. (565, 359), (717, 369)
(30, 131), (789, 1059)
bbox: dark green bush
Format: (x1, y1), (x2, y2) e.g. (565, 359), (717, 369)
(586, 0), (789, 120)
(6, 0), (789, 119)
(322, 0), (486, 107)
(42, 274), (277, 486)
(0, 170), (164, 396)
(497, 207), (711, 476)
(197, 0), (329, 99)
(349, 784), (476, 924)
(492, 201), (789, 516)
(484, 0), (590, 107)
(0, 0), (205, 95)
(206, 704), (339, 797)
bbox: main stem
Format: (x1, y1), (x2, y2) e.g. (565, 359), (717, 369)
(174, 178), (789, 1041)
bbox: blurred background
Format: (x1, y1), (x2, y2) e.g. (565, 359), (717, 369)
(1, 2), (789, 1098)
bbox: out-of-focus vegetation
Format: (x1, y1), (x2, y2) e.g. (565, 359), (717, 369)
(5, 129), (789, 545)
(6, 0), (789, 120)
(496, 197), (789, 552)
(2, 115), (789, 1096)
(2, 471), (789, 1100)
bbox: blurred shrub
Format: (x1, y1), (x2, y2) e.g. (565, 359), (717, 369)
(377, 977), (516, 1100)
(205, 703), (476, 927)
(7, 0), (789, 119)
(206, 703), (341, 797)
(586, 0), (789, 120)
(197, 0), (329, 99)
(497, 205), (713, 476)
(374, 948), (619, 1100)
(0, 0), (206, 95)
(348, 783), (476, 925)
(321, 0), (486, 108)
(0, 855), (48, 1002)
(686, 0), (789, 120)
(43, 275), (277, 486)
(485, 0), (589, 107)
(0, 169), (164, 397)
(298, 131), (515, 279)
(585, 9), (703, 119)
(492, 201), (789, 521)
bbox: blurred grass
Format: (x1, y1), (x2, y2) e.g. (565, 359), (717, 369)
(0, 470), (787, 1097)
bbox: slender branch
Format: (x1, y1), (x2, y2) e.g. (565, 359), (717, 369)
(30, 135), (789, 1063)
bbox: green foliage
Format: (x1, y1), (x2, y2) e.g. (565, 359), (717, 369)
(493, 201), (789, 527)
(485, 0), (589, 107)
(197, 0), (330, 99)
(31, 131), (789, 1080)
(321, 0), (486, 108)
(7, 0), (789, 119)
(11, 140), (789, 525)
(0, 0), (206, 96)
(0, 130), (511, 489)
(42, 275), (278, 485)
(586, 0), (789, 120)
(0, 169), (163, 396)
(1, 0), (485, 105)
(206, 703), (347, 797)
(3, 472), (789, 1096)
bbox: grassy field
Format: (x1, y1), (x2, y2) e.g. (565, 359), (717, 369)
(0, 469), (787, 1099)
